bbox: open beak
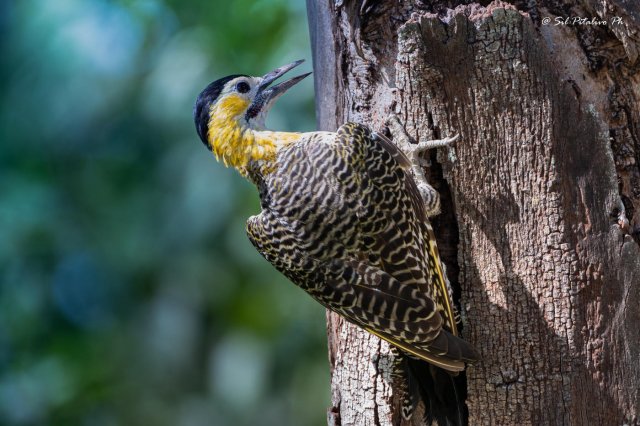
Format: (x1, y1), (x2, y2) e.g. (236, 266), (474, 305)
(246, 59), (311, 120)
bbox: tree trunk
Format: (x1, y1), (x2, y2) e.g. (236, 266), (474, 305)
(307, 1), (640, 425)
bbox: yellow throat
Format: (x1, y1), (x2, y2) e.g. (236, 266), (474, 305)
(206, 94), (300, 173)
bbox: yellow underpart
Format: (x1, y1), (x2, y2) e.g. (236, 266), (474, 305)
(206, 94), (301, 174)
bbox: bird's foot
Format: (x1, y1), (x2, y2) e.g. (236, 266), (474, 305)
(385, 114), (458, 161)
(613, 199), (630, 234)
(385, 114), (458, 218)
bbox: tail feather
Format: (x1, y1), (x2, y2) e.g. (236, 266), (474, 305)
(428, 329), (481, 365)
(407, 357), (467, 426)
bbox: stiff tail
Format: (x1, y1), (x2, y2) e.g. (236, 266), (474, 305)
(406, 357), (467, 426)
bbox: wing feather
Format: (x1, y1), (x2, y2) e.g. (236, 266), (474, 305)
(245, 123), (477, 368)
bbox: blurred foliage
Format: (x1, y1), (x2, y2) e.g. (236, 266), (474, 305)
(0, 0), (329, 425)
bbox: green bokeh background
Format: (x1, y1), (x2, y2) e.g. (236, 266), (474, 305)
(0, 0), (329, 425)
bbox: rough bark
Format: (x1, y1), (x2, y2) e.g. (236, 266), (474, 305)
(308, 0), (640, 425)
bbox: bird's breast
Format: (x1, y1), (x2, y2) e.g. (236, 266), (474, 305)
(261, 137), (362, 258)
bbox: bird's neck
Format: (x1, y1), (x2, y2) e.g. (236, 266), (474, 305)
(208, 119), (300, 175)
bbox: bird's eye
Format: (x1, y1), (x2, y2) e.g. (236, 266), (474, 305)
(236, 81), (251, 93)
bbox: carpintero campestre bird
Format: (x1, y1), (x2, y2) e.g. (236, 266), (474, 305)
(193, 59), (479, 425)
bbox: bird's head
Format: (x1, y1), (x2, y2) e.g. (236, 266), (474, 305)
(193, 60), (310, 170)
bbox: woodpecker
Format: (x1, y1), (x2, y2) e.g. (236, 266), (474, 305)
(194, 60), (479, 424)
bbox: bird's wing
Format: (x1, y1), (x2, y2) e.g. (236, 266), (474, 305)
(335, 123), (459, 336)
(246, 212), (478, 371)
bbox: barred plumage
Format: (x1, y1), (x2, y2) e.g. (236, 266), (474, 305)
(246, 123), (477, 370)
(194, 60), (479, 424)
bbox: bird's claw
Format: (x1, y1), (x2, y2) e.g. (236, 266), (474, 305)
(413, 133), (459, 153)
(384, 114), (458, 218)
(614, 200), (631, 234)
(384, 114), (459, 158)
